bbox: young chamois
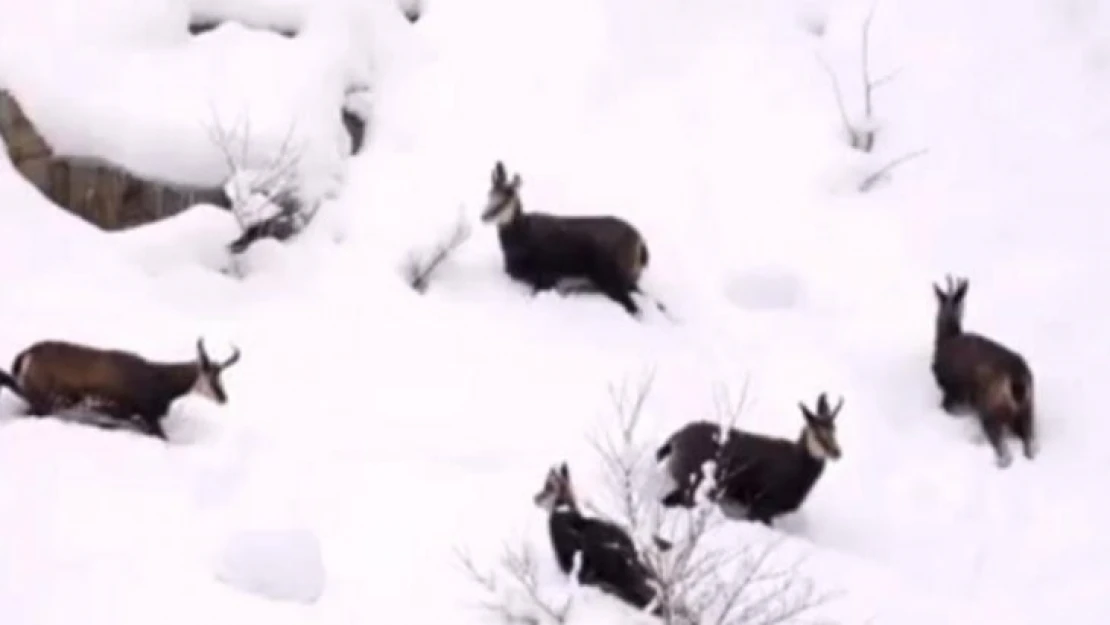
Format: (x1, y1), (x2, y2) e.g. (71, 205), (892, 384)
(533, 463), (663, 616)
(931, 275), (1036, 468)
(655, 393), (844, 526)
(481, 161), (663, 319)
(0, 338), (241, 439)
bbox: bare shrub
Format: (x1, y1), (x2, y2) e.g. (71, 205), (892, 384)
(856, 148), (929, 193)
(582, 371), (839, 625)
(457, 370), (841, 625)
(815, 2), (929, 193)
(456, 543), (573, 625)
(816, 1), (897, 153)
(204, 107), (321, 257)
(403, 208), (473, 293)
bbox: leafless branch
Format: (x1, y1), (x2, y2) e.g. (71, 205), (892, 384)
(455, 544), (571, 625)
(203, 105), (304, 219)
(203, 105), (322, 257)
(816, 0), (895, 153)
(857, 148), (929, 192)
(403, 208), (474, 293)
(586, 374), (837, 625)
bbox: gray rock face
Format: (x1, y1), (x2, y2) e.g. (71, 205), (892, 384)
(0, 90), (230, 231)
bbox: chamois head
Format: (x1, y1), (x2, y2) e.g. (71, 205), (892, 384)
(193, 338), (241, 404)
(799, 393), (844, 460)
(933, 274), (969, 342)
(533, 462), (577, 513)
(481, 161), (523, 226)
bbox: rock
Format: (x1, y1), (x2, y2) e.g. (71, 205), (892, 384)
(0, 90), (230, 230)
(214, 528), (326, 604)
(188, 19), (297, 38)
(342, 86), (371, 157)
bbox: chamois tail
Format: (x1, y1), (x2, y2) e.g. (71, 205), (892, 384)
(655, 440), (673, 462)
(1010, 374), (1030, 406)
(0, 369), (27, 402)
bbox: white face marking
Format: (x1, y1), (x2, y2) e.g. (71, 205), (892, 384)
(804, 428), (834, 460)
(534, 490), (558, 512)
(485, 194), (518, 226)
(191, 371), (219, 401)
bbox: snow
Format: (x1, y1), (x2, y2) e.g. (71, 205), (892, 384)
(215, 528), (326, 604)
(0, 0), (1109, 623)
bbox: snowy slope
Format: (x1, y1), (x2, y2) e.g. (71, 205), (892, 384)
(1, 0), (1109, 623)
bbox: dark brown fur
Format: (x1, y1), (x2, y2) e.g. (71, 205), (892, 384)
(655, 394), (844, 526)
(533, 463), (666, 616)
(481, 161), (661, 319)
(931, 275), (1036, 468)
(0, 338), (240, 439)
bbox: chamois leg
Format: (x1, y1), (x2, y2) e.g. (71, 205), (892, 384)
(979, 414), (1012, 468)
(526, 271), (560, 296)
(1013, 407), (1037, 460)
(143, 416), (168, 440)
(937, 380), (964, 414)
(593, 266), (640, 318)
(655, 441), (673, 461)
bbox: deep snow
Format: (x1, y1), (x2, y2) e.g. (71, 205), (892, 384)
(1, 0), (1109, 623)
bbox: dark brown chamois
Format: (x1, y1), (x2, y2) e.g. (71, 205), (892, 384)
(0, 338), (241, 439)
(533, 463), (663, 616)
(655, 393), (844, 526)
(481, 161), (665, 319)
(931, 275), (1036, 468)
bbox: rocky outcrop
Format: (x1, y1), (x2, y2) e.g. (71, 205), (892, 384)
(0, 90), (230, 230)
(188, 19), (297, 38)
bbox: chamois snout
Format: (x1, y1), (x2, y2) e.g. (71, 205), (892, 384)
(801, 393), (844, 461)
(481, 161), (521, 225)
(533, 462), (573, 512)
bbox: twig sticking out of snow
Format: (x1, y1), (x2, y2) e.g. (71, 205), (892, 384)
(585, 372), (838, 625)
(857, 148), (929, 193)
(403, 209), (473, 294)
(816, 0), (897, 153)
(456, 544), (572, 625)
(204, 105), (320, 256)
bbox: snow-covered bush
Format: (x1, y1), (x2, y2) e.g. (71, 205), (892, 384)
(205, 111), (322, 258)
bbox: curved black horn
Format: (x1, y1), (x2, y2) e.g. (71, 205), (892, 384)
(196, 337), (211, 365)
(219, 345), (242, 370)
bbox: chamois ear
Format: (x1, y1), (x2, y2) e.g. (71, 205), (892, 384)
(558, 462), (569, 479)
(510, 173), (522, 190)
(196, 338), (211, 368)
(933, 283), (946, 303)
(218, 345), (242, 371)
(798, 401), (815, 422)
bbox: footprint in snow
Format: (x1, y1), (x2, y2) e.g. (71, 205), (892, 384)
(724, 268), (805, 311)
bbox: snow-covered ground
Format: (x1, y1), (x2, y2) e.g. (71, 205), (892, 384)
(2, 0), (1109, 623)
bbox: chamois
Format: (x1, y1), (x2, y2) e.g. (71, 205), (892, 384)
(655, 393), (844, 526)
(533, 463), (663, 616)
(931, 275), (1036, 468)
(481, 161), (658, 319)
(0, 338), (241, 439)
